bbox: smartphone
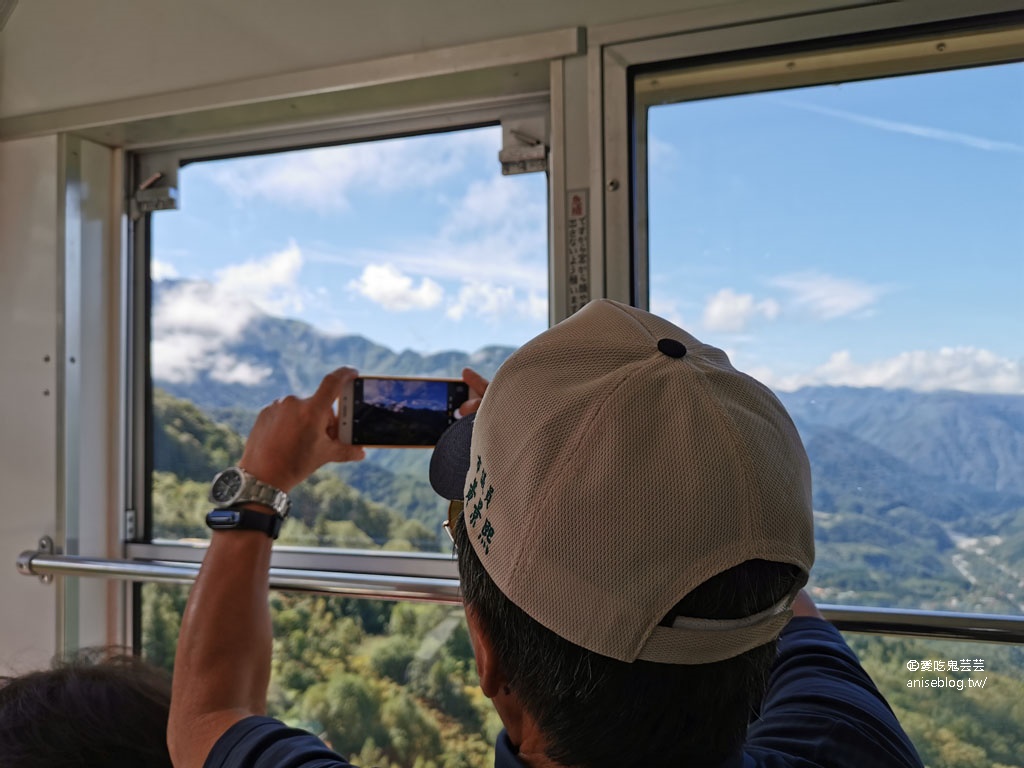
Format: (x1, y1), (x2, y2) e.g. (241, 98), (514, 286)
(338, 376), (470, 447)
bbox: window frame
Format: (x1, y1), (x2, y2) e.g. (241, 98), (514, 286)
(595, 4), (1024, 304)
(126, 97), (553, 593)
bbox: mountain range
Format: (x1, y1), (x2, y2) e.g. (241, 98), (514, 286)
(153, 282), (1024, 614)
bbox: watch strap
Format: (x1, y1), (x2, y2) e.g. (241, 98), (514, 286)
(206, 508), (284, 539)
(242, 480), (291, 519)
(209, 466), (292, 518)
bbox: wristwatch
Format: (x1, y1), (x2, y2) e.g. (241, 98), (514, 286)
(206, 508), (283, 539)
(209, 466), (291, 518)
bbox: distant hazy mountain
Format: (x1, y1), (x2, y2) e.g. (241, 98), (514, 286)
(779, 387), (1024, 495)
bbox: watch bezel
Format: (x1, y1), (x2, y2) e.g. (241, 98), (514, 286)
(210, 467), (246, 505)
(208, 466), (291, 518)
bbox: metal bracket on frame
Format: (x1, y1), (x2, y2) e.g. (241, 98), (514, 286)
(16, 535), (60, 584)
(131, 151), (180, 217)
(499, 114), (549, 175)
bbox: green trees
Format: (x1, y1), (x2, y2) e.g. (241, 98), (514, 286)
(265, 595), (491, 766)
(140, 583), (188, 672)
(152, 388), (445, 551)
(143, 387), (1024, 767)
(848, 634), (1024, 768)
(153, 388), (244, 481)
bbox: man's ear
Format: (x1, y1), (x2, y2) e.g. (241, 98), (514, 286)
(464, 603), (506, 699)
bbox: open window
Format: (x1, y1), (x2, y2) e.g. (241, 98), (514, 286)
(636, 53), (1024, 617)
(597, 16), (1024, 763)
(125, 110), (549, 766)
(145, 124), (548, 554)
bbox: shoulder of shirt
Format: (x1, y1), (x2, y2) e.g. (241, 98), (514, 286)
(205, 715), (358, 768)
(748, 618), (924, 768)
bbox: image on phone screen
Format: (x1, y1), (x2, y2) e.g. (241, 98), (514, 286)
(352, 377), (470, 446)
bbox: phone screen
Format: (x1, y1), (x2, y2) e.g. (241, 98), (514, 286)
(352, 377), (470, 446)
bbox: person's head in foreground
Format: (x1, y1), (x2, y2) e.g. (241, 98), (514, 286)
(0, 648), (173, 768)
(429, 299), (815, 768)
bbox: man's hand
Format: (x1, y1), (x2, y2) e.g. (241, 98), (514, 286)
(457, 367), (490, 419)
(240, 367), (365, 493)
(791, 589), (825, 620)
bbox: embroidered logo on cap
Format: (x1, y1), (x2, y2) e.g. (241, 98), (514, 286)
(466, 454), (496, 554)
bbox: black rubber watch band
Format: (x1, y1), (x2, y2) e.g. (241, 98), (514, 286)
(206, 508), (283, 539)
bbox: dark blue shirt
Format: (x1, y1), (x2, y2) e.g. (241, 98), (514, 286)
(206, 618), (922, 768)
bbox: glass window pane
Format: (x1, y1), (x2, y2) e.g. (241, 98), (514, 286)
(647, 61), (1024, 615)
(843, 632), (1024, 767)
(150, 126), (547, 549)
(141, 585), (498, 766)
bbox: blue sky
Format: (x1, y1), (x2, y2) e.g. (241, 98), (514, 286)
(152, 61), (1023, 394)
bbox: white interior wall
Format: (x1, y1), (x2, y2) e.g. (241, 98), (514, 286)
(0, 0), (730, 118)
(0, 135), (118, 671)
(0, 136), (60, 671)
(61, 137), (120, 652)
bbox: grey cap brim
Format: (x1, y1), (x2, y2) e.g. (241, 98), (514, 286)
(429, 413), (476, 500)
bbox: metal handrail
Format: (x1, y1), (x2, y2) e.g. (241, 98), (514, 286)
(821, 604), (1024, 644)
(17, 550), (461, 604)
(16, 548), (1024, 643)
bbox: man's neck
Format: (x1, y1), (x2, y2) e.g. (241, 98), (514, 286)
(516, 751), (564, 767)
(496, 729), (563, 768)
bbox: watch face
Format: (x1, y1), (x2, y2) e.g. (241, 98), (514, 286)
(211, 469), (243, 503)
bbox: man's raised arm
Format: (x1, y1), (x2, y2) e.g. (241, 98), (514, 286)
(168, 368), (365, 768)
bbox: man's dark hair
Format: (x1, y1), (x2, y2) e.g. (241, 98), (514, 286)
(0, 649), (173, 768)
(455, 517), (802, 768)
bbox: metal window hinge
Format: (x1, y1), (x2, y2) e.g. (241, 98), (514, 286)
(130, 152), (180, 219)
(125, 509), (137, 541)
(499, 114), (549, 175)
(131, 173), (179, 219)
(16, 535), (61, 584)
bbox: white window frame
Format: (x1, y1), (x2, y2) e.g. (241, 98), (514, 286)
(593, 0), (1024, 303)
(123, 100), (558, 628)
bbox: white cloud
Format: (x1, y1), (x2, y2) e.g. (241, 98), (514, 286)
(151, 281), (264, 384)
(435, 174), (548, 291)
(319, 172), (548, 323)
(648, 135), (679, 165)
(756, 347), (1024, 395)
(772, 271), (884, 320)
(446, 280), (546, 323)
(152, 243), (310, 385)
(349, 263), (444, 311)
(524, 292), (548, 322)
(446, 282), (514, 321)
(702, 288), (780, 332)
(210, 360), (274, 385)
(214, 241), (305, 316)
(153, 282), (256, 339)
(777, 100), (1024, 154)
(151, 260), (179, 280)
(197, 128), (497, 213)
(650, 294), (685, 328)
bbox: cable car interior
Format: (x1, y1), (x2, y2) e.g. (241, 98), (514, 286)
(1, 1), (1023, 766)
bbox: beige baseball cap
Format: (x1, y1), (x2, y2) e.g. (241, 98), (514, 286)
(430, 299), (814, 665)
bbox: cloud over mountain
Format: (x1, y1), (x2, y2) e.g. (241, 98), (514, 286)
(753, 347), (1024, 395)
